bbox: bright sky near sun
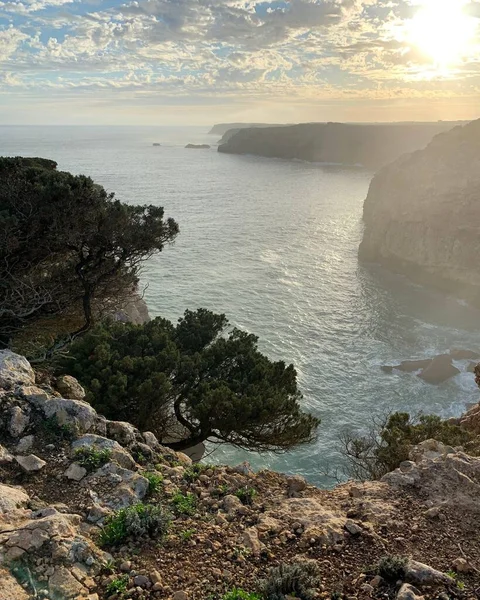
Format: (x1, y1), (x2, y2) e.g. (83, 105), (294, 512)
(0, 0), (479, 124)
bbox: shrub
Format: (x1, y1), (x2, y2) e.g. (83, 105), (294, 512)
(99, 503), (171, 547)
(259, 560), (321, 600)
(235, 487), (258, 505)
(222, 589), (262, 600)
(106, 575), (129, 596)
(377, 555), (408, 582)
(340, 412), (480, 480)
(171, 492), (197, 516)
(143, 471), (164, 495)
(74, 447), (112, 472)
(183, 463), (209, 483)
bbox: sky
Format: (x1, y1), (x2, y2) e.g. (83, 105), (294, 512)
(0, 0), (479, 125)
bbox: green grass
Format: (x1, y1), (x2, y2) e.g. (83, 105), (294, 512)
(171, 492), (197, 516)
(142, 471), (164, 495)
(74, 446), (112, 472)
(106, 575), (129, 596)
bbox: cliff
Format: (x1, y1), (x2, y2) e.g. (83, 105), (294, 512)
(1, 349), (480, 600)
(217, 122), (462, 169)
(359, 119), (480, 302)
(208, 123), (283, 136)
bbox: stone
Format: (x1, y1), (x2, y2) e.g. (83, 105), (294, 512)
(395, 359), (433, 373)
(84, 462), (148, 509)
(0, 568), (30, 600)
(223, 494), (243, 515)
(40, 398), (98, 434)
(344, 520), (363, 535)
(149, 570), (162, 584)
(452, 557), (472, 574)
(55, 375), (86, 400)
(143, 431), (160, 449)
(424, 506), (441, 519)
(449, 348), (479, 360)
(370, 576), (383, 588)
(176, 452), (193, 466)
(120, 560), (132, 572)
(64, 463), (87, 481)
(232, 461), (252, 475)
(49, 567), (88, 599)
(0, 350), (35, 389)
(241, 528), (262, 556)
(173, 592), (188, 600)
(106, 420), (137, 445)
(152, 582), (163, 592)
(16, 435), (34, 453)
(9, 406), (30, 437)
(405, 560), (453, 586)
(396, 584), (424, 600)
(15, 454), (46, 472)
(287, 474), (307, 494)
(418, 355), (460, 385)
(72, 434), (136, 470)
(0, 444), (14, 464)
(0, 484), (29, 513)
(134, 575), (150, 588)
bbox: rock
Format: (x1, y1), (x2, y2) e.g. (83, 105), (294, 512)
(185, 143), (210, 149)
(359, 119), (480, 303)
(49, 566), (88, 599)
(84, 462), (148, 509)
(16, 435), (34, 453)
(143, 431), (160, 449)
(9, 406), (29, 437)
(0, 483), (29, 513)
(64, 462), (87, 481)
(0, 350), (35, 388)
(150, 570), (162, 584)
(0, 444), (14, 464)
(241, 528), (262, 556)
(223, 494), (243, 515)
(287, 474), (307, 495)
(344, 520), (363, 535)
(424, 506), (441, 519)
(15, 454), (46, 472)
(405, 560), (453, 586)
(452, 557), (472, 573)
(0, 568), (30, 600)
(396, 583), (424, 600)
(175, 452), (193, 466)
(449, 349), (479, 360)
(232, 461), (252, 475)
(460, 403), (480, 434)
(120, 560), (132, 572)
(72, 434), (136, 470)
(418, 355), (460, 384)
(133, 575), (150, 588)
(152, 582), (163, 592)
(39, 397), (98, 434)
(55, 375), (85, 400)
(173, 592), (188, 600)
(370, 575), (383, 588)
(106, 420), (137, 445)
(394, 359), (433, 373)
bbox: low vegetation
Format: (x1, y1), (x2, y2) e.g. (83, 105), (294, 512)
(259, 560), (322, 600)
(222, 590), (261, 600)
(142, 471), (164, 495)
(74, 447), (112, 472)
(171, 491), (197, 516)
(99, 503), (171, 547)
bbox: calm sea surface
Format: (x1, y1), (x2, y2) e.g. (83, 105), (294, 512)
(2, 125), (480, 486)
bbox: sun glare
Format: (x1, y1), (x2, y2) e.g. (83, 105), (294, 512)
(406, 0), (477, 66)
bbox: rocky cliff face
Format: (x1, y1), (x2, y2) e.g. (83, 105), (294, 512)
(359, 119), (480, 302)
(217, 122), (461, 169)
(1, 349), (480, 599)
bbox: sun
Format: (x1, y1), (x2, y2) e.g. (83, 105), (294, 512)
(406, 0), (478, 66)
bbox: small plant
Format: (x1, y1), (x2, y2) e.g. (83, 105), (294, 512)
(179, 528), (196, 542)
(43, 415), (76, 440)
(235, 487), (258, 506)
(102, 559), (116, 574)
(75, 446), (112, 472)
(106, 574), (129, 596)
(330, 593), (342, 600)
(222, 589), (262, 600)
(143, 471), (164, 495)
(99, 503), (171, 547)
(377, 555), (408, 582)
(445, 570), (465, 590)
(259, 560), (321, 600)
(171, 492), (197, 516)
(212, 483), (231, 498)
(183, 463), (209, 483)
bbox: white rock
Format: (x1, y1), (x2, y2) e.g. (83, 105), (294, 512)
(397, 583), (424, 600)
(64, 463), (87, 481)
(0, 484), (29, 513)
(287, 474), (307, 494)
(241, 527), (263, 556)
(16, 435), (34, 453)
(0, 444), (14, 464)
(106, 420), (137, 445)
(223, 494), (243, 515)
(0, 350), (35, 389)
(55, 375), (85, 400)
(72, 434), (135, 470)
(15, 454), (46, 472)
(41, 398), (98, 434)
(9, 406), (30, 437)
(143, 431), (160, 449)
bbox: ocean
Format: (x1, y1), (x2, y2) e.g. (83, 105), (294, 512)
(3, 124), (480, 486)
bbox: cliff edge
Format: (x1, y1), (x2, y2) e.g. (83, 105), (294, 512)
(217, 122), (461, 170)
(359, 119), (480, 303)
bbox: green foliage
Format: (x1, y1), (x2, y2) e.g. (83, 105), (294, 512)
(235, 487), (258, 505)
(179, 528), (196, 541)
(341, 412), (480, 480)
(142, 471), (164, 495)
(222, 589), (262, 600)
(106, 575), (129, 596)
(99, 503), (171, 547)
(0, 156), (178, 351)
(59, 309), (319, 453)
(211, 483), (231, 498)
(259, 560), (321, 600)
(445, 570), (465, 589)
(377, 556), (408, 582)
(183, 463), (209, 483)
(42, 415), (76, 441)
(74, 447), (112, 472)
(171, 492), (197, 516)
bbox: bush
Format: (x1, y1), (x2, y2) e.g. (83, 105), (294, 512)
(183, 463), (210, 483)
(222, 589), (261, 600)
(171, 492), (197, 516)
(235, 487), (258, 505)
(74, 447), (112, 472)
(340, 412), (480, 480)
(377, 555), (408, 582)
(259, 560), (321, 600)
(99, 503), (171, 547)
(106, 575), (129, 596)
(142, 471), (164, 495)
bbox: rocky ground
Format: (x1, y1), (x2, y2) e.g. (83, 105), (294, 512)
(1, 349), (480, 600)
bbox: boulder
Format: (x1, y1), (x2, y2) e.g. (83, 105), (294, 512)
(0, 483), (29, 513)
(49, 566), (88, 599)
(72, 434), (136, 470)
(16, 435), (34, 453)
(418, 354), (460, 384)
(405, 560), (453, 587)
(106, 420), (137, 445)
(0, 350), (35, 389)
(241, 527), (263, 556)
(40, 398), (98, 434)
(64, 462), (87, 481)
(15, 454), (46, 472)
(449, 349), (479, 361)
(287, 474), (307, 495)
(397, 584), (424, 600)
(55, 375), (86, 400)
(84, 462), (148, 509)
(223, 495), (243, 515)
(0, 444), (14, 464)
(395, 359), (433, 373)
(0, 569), (30, 600)
(8, 405), (30, 437)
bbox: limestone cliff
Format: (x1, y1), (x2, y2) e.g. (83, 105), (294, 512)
(218, 122), (462, 169)
(359, 119), (480, 302)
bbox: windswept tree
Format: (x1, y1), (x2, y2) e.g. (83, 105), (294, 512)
(0, 157), (178, 349)
(59, 309), (320, 452)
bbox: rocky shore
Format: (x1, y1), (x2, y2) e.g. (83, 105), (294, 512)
(359, 119), (480, 303)
(217, 122), (460, 170)
(1, 350), (480, 600)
